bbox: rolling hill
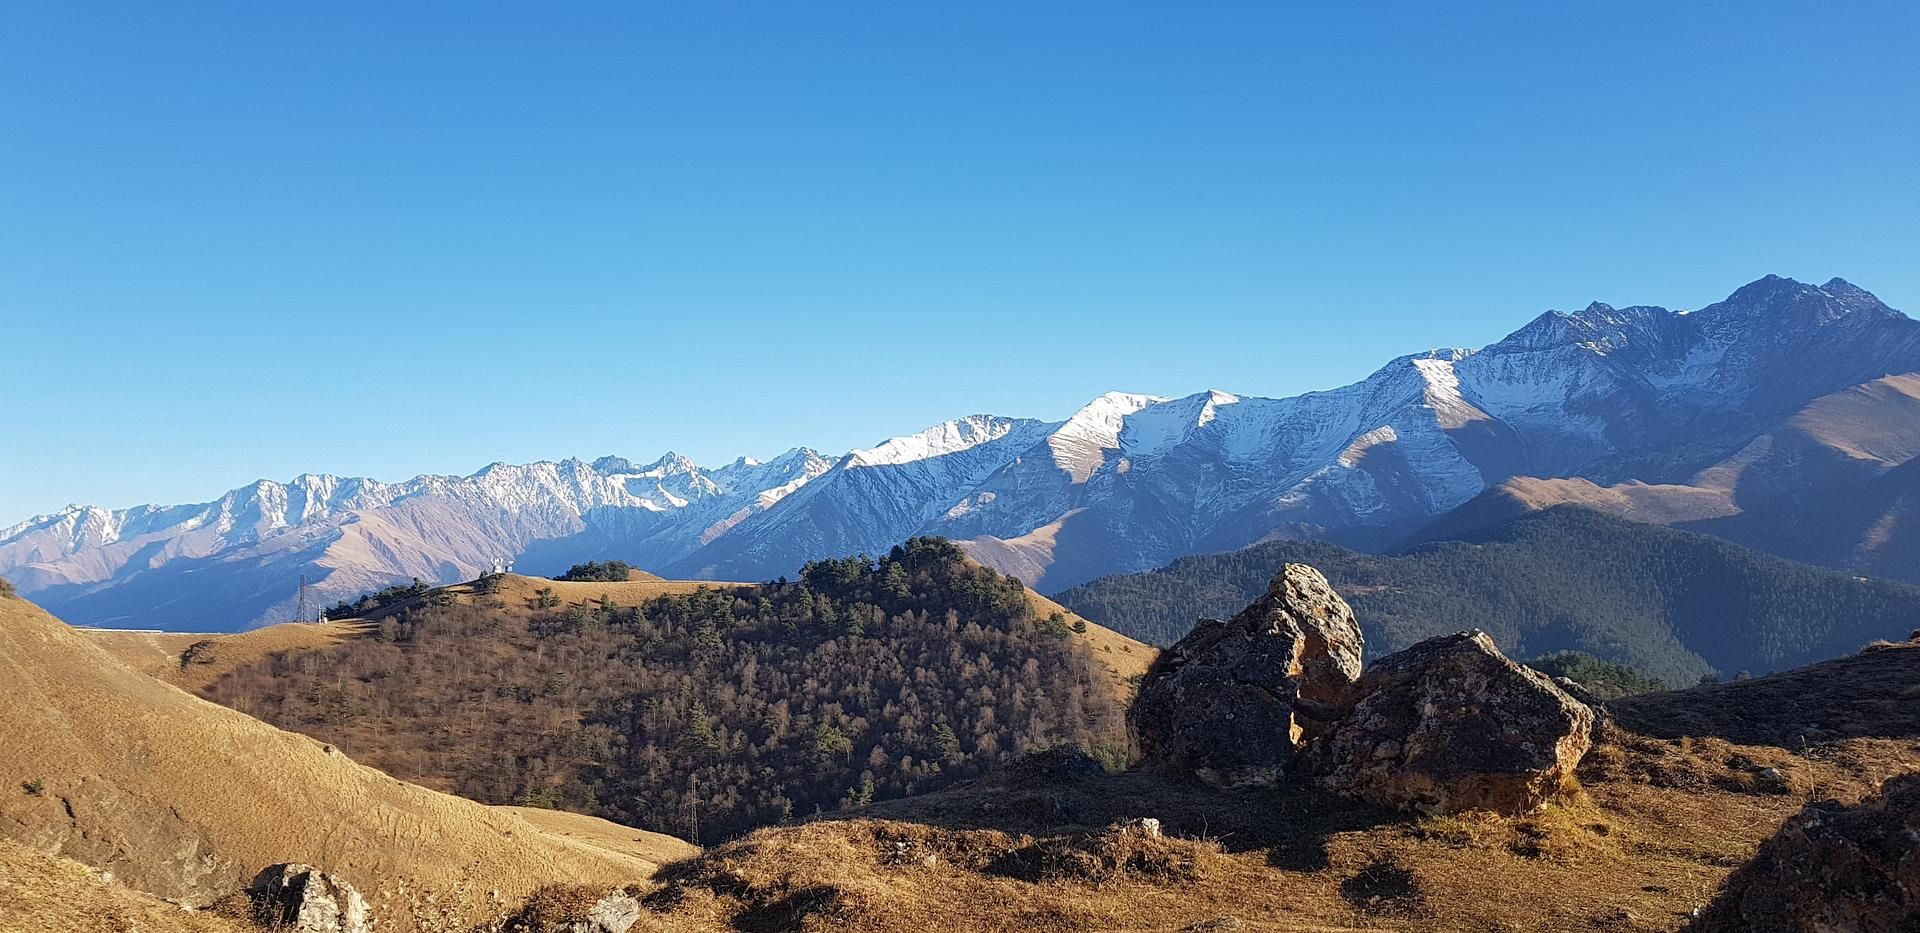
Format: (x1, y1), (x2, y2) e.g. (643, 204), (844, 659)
(188, 540), (1148, 843)
(0, 587), (694, 933)
(1056, 507), (1920, 687)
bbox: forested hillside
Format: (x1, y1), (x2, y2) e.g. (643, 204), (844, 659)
(1058, 507), (1920, 686)
(204, 539), (1128, 843)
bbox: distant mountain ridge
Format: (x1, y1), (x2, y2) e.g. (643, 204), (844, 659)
(6, 274), (1918, 631)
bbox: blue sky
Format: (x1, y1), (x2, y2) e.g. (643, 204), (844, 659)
(3, 2), (1916, 521)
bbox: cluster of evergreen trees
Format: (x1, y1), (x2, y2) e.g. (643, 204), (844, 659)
(553, 560), (635, 582)
(1058, 507), (1920, 687)
(205, 538), (1126, 842)
(324, 577), (433, 620)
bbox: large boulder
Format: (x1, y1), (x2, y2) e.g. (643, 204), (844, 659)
(1129, 564), (1365, 786)
(1311, 630), (1593, 815)
(249, 863), (371, 933)
(1693, 773), (1920, 932)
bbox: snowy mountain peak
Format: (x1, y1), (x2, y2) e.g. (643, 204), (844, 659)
(847, 415), (1047, 468)
(1046, 392), (1165, 479)
(590, 455), (640, 474)
(10, 273), (1919, 632)
(1703, 274), (1901, 329)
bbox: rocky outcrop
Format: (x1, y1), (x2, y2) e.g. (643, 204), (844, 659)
(1311, 631), (1593, 815)
(1692, 773), (1920, 932)
(498, 886), (644, 933)
(1129, 564), (1364, 786)
(249, 864), (371, 933)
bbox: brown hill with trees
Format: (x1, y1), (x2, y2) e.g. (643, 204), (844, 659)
(198, 540), (1146, 844)
(0, 590), (694, 933)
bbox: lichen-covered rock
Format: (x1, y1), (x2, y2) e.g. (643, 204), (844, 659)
(1312, 630), (1593, 815)
(1129, 564), (1364, 786)
(249, 863), (371, 933)
(1692, 773), (1920, 932)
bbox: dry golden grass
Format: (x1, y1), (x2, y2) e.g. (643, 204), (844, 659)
(483, 573), (749, 607)
(1026, 589), (1157, 701)
(0, 839), (258, 933)
(81, 620), (369, 692)
(500, 807), (698, 876)
(0, 595), (694, 933)
(608, 721), (1920, 933)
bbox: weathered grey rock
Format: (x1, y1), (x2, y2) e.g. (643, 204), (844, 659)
(249, 864), (370, 933)
(1312, 630), (1593, 815)
(578, 893), (643, 933)
(1692, 773), (1920, 932)
(1129, 564), (1364, 786)
(500, 886), (644, 933)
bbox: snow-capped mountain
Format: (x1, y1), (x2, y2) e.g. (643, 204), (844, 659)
(6, 275), (1916, 632)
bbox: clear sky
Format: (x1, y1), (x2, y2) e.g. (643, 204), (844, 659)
(3, 2), (1916, 521)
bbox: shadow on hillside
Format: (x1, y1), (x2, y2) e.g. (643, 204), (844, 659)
(1609, 641), (1920, 748)
(854, 766), (1401, 873)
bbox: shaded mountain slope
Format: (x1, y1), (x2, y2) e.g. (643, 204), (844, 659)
(1056, 508), (1920, 686)
(1429, 371), (1920, 583)
(0, 591), (694, 932)
(1610, 638), (1920, 746)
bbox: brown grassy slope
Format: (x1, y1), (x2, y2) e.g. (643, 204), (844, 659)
(0, 840), (258, 933)
(81, 620), (368, 692)
(0, 595), (695, 933)
(608, 643), (1920, 933)
(621, 734), (1920, 933)
(485, 572), (742, 606)
(1026, 588), (1156, 699)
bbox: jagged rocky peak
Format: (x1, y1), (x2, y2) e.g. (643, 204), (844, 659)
(1700, 273), (1902, 329)
(846, 413), (1052, 468)
(589, 455), (640, 474)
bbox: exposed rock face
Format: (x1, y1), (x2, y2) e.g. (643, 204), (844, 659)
(1312, 631), (1593, 815)
(577, 893), (643, 933)
(249, 864), (371, 933)
(1693, 773), (1920, 932)
(1129, 564), (1364, 786)
(499, 886), (644, 933)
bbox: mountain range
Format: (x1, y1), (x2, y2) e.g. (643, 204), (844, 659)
(6, 274), (1918, 632)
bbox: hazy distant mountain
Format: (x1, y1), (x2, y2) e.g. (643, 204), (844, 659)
(5, 274), (1916, 631)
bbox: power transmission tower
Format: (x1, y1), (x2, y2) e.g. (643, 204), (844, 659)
(687, 773), (700, 846)
(296, 574), (310, 624)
